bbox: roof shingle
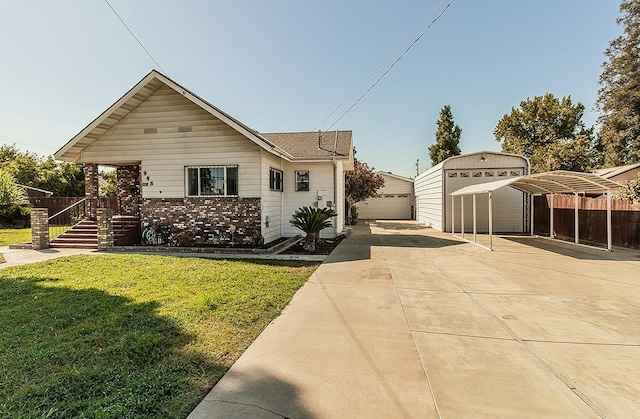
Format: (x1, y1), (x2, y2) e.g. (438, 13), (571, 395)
(262, 131), (352, 159)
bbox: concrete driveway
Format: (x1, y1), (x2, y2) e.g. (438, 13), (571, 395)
(189, 221), (640, 418)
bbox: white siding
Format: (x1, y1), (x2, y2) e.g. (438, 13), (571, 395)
(413, 152), (529, 233)
(414, 162), (444, 230)
(261, 149), (285, 244)
(282, 162), (337, 238)
(377, 174), (414, 194)
(360, 173), (414, 220)
(81, 85), (262, 199)
(334, 161), (345, 234)
(445, 170), (525, 233)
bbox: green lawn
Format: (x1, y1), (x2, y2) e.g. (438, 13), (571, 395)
(0, 254), (318, 418)
(0, 228), (31, 246)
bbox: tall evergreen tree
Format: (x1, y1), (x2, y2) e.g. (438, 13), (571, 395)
(597, 0), (640, 166)
(428, 105), (461, 166)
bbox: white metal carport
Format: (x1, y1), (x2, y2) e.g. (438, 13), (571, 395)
(449, 171), (621, 251)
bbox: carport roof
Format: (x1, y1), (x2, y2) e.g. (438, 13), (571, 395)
(450, 170), (621, 196)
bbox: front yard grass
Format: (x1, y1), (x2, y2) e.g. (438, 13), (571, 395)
(0, 254), (318, 418)
(0, 227), (31, 246)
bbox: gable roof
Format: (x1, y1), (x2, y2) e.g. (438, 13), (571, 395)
(16, 184), (53, 197)
(261, 131), (352, 160)
(593, 162), (640, 179)
(377, 171), (413, 183)
(54, 70), (293, 162)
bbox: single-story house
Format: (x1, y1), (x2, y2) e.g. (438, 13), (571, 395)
(53, 70), (354, 246)
(414, 151), (530, 233)
(17, 184), (53, 198)
(593, 163), (640, 183)
(358, 172), (414, 219)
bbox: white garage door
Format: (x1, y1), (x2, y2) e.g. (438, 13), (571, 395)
(445, 169), (525, 233)
(359, 194), (411, 219)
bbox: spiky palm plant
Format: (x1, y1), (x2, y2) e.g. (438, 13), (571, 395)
(289, 206), (337, 252)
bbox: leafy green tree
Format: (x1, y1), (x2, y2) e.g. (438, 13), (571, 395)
(290, 206), (337, 252)
(597, 0), (640, 166)
(428, 105), (462, 166)
(614, 172), (640, 201)
(494, 94), (597, 173)
(0, 169), (27, 205)
(345, 153), (385, 224)
(0, 144), (84, 196)
(100, 170), (117, 197)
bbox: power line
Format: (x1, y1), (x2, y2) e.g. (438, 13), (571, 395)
(103, 0), (167, 74)
(324, 0), (457, 131)
(0, 134), (57, 150)
(312, 0), (446, 132)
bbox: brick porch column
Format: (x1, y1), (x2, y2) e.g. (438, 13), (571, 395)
(97, 207), (113, 250)
(31, 208), (49, 250)
(85, 163), (99, 220)
(117, 165), (141, 217)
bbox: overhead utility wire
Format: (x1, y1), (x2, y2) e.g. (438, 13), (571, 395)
(312, 0), (445, 132)
(104, 0), (168, 74)
(324, 0), (456, 131)
(0, 134), (57, 150)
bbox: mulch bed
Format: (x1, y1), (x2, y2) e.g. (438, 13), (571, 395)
(280, 236), (344, 255)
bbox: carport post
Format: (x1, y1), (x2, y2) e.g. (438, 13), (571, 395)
(472, 194), (477, 243)
(607, 190), (612, 251)
(451, 195), (455, 234)
(574, 192), (579, 244)
(550, 193), (555, 239)
(461, 195), (465, 239)
(488, 192), (493, 250)
(530, 194), (534, 235)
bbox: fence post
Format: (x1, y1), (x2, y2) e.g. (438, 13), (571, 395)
(31, 208), (49, 250)
(97, 208), (113, 250)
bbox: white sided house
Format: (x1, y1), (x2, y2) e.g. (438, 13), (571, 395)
(358, 172), (414, 220)
(54, 70), (353, 246)
(414, 152), (529, 233)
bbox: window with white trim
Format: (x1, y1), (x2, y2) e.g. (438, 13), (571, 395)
(269, 168), (283, 191)
(186, 165), (238, 196)
(295, 170), (309, 191)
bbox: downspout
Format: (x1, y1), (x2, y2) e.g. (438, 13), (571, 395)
(333, 158), (337, 236)
(281, 157), (285, 239)
(260, 149), (265, 240)
(333, 130), (338, 236)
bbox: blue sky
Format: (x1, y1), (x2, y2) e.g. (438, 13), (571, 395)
(0, 1), (621, 177)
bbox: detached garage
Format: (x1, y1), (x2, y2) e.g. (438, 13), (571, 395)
(414, 151), (529, 233)
(359, 172), (414, 220)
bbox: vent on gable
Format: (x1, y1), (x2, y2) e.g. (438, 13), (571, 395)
(178, 126), (192, 132)
(144, 128), (157, 134)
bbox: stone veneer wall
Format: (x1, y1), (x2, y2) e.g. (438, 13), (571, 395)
(117, 165), (140, 217)
(141, 197), (261, 245)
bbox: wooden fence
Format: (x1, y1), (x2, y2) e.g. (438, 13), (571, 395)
(534, 195), (640, 249)
(28, 197), (118, 224)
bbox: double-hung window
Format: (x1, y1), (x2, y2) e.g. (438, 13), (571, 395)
(295, 170), (309, 191)
(269, 168), (283, 191)
(186, 165), (238, 196)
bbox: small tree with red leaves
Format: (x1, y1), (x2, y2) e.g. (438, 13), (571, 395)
(345, 156), (385, 224)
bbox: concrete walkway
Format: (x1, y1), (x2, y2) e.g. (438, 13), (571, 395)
(0, 246), (96, 269)
(189, 221), (640, 418)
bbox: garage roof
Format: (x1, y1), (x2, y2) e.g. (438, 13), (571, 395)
(450, 170), (621, 196)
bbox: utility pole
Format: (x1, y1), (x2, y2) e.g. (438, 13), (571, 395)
(415, 159), (419, 176)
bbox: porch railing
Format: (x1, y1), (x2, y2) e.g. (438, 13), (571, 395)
(48, 198), (87, 240)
